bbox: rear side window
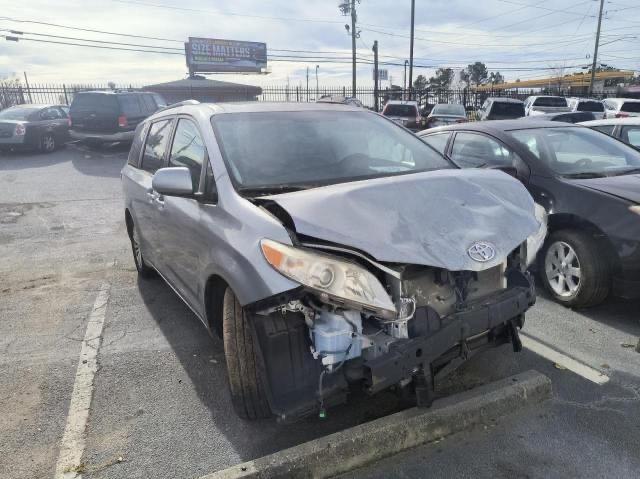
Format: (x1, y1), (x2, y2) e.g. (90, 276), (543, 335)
(168, 119), (207, 190)
(128, 122), (149, 167)
(621, 126), (640, 147)
(577, 101), (604, 112)
(533, 97), (567, 107)
(140, 95), (157, 114)
(420, 132), (451, 155)
(622, 102), (640, 113)
(141, 119), (173, 173)
(118, 95), (144, 117)
(71, 94), (118, 114)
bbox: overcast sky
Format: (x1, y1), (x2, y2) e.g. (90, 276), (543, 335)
(0, 0), (638, 87)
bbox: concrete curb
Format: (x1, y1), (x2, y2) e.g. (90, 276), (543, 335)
(200, 370), (551, 479)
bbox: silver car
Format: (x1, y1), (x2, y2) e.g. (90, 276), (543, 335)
(122, 101), (544, 420)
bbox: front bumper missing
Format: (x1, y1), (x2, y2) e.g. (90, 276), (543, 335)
(363, 282), (535, 395)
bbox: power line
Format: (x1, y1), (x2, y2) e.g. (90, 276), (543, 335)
(109, 0), (344, 25)
(495, 0), (597, 17)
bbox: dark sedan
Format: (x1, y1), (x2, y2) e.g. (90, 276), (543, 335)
(0, 104), (70, 153)
(418, 120), (640, 307)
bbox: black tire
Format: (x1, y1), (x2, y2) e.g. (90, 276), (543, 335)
(539, 229), (610, 308)
(40, 133), (56, 153)
(129, 222), (156, 278)
(222, 287), (271, 420)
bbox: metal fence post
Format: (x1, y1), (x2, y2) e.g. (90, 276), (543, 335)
(63, 84), (69, 105)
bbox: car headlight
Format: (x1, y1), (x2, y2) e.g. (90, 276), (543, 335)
(630, 205), (640, 216)
(260, 239), (396, 317)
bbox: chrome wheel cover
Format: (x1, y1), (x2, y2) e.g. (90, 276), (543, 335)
(545, 241), (582, 297)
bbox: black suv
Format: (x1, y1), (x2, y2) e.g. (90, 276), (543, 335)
(69, 91), (166, 145)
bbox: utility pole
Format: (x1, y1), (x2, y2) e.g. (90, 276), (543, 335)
(351, 0), (357, 97)
(315, 65), (320, 100)
(306, 67), (309, 102)
(373, 40), (379, 112)
(404, 60), (408, 92)
(589, 0), (605, 96)
(408, 0), (415, 99)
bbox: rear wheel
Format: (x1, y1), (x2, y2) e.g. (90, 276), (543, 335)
(40, 133), (56, 153)
(540, 229), (610, 307)
(222, 287), (271, 420)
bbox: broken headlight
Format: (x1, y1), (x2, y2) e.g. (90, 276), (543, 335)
(261, 239), (396, 317)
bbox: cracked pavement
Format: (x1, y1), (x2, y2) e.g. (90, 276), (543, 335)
(1, 144), (640, 479)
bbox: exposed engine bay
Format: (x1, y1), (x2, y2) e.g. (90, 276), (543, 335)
(251, 231), (537, 421)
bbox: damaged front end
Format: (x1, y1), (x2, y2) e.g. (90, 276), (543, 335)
(248, 236), (536, 421)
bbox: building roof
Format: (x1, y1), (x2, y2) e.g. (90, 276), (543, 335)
(142, 78), (262, 94)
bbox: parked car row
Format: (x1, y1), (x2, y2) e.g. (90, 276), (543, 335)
(417, 120), (640, 308)
(0, 90), (166, 153)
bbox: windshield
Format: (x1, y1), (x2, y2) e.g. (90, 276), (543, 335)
(432, 104), (466, 116)
(508, 126), (640, 177)
(577, 101), (604, 112)
(533, 97), (567, 108)
(383, 104), (417, 117)
(212, 111), (452, 190)
(0, 106), (40, 120)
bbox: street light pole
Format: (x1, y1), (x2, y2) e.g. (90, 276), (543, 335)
(408, 0), (415, 99)
(373, 40), (379, 112)
(589, 0), (605, 96)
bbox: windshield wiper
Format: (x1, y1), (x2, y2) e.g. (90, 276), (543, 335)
(562, 171), (608, 179)
(610, 167), (640, 176)
(236, 185), (314, 197)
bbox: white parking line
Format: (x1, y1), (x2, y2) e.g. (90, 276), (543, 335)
(54, 282), (110, 479)
(521, 333), (610, 385)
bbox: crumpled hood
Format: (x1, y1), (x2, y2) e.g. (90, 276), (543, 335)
(264, 169), (541, 271)
(568, 174), (640, 204)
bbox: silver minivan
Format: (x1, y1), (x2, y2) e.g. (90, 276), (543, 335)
(122, 101), (544, 420)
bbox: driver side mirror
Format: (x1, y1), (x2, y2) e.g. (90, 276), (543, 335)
(152, 167), (194, 197)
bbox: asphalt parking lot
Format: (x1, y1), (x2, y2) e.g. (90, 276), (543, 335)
(1, 143), (640, 479)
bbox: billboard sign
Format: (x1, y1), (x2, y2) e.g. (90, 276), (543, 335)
(373, 69), (389, 81)
(186, 37), (267, 73)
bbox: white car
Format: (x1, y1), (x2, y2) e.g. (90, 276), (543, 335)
(567, 97), (605, 120)
(580, 117), (640, 149)
(523, 96), (571, 116)
(602, 98), (640, 119)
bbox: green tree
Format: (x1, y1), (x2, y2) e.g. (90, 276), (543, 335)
(412, 74), (428, 90)
(461, 62), (488, 87)
(429, 68), (454, 89)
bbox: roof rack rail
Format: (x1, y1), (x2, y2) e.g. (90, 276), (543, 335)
(156, 99), (200, 113)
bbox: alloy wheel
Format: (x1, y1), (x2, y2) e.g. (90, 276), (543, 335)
(545, 241), (582, 297)
(42, 134), (55, 152)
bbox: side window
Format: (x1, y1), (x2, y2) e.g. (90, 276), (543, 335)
(420, 132), (451, 155)
(141, 95), (157, 114)
(56, 107), (69, 118)
(141, 119), (173, 173)
(128, 122), (150, 167)
(621, 126), (640, 148)
(118, 96), (144, 117)
(593, 125), (615, 136)
(41, 108), (60, 120)
(451, 132), (522, 168)
(169, 119), (207, 190)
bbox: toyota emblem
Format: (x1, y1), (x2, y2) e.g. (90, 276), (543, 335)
(468, 241), (496, 262)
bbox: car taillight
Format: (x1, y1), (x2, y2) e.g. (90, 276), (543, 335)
(118, 115), (128, 127)
(14, 124), (26, 136)
(616, 112), (629, 118)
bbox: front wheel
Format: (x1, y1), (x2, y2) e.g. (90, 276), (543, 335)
(129, 223), (156, 278)
(222, 287), (271, 420)
(539, 230), (610, 308)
